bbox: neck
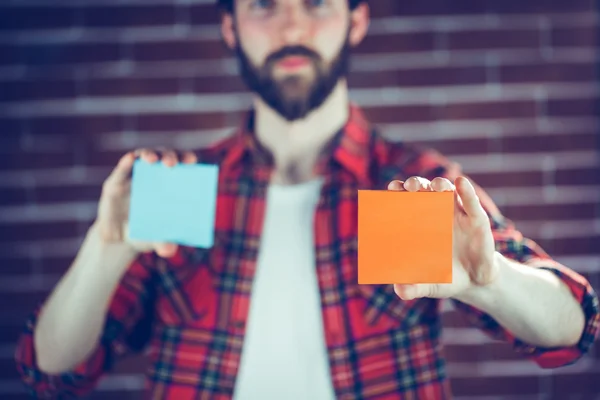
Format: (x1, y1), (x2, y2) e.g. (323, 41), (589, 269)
(254, 80), (350, 185)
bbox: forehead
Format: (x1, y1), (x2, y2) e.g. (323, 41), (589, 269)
(235, 0), (349, 7)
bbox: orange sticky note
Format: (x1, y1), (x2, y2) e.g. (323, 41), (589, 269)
(357, 190), (453, 285)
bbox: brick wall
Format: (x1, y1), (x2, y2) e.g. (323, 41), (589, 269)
(0, 0), (599, 399)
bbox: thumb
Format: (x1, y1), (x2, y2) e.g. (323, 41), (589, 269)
(394, 284), (432, 300)
(155, 243), (179, 258)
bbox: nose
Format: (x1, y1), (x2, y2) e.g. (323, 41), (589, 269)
(279, 5), (310, 45)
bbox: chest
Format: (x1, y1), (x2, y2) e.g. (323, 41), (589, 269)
(143, 169), (446, 399)
(152, 175), (431, 341)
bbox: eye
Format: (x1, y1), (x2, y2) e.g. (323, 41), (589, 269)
(250, 0), (275, 9)
(305, 0), (326, 7)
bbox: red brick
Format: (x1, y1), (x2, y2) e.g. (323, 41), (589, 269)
(0, 256), (34, 275)
(134, 111), (237, 132)
(82, 5), (177, 28)
(363, 105), (435, 124)
(0, 292), (49, 320)
(450, 375), (540, 396)
(0, 322), (26, 344)
(500, 62), (596, 84)
(390, 0), (594, 15)
(542, 236), (600, 255)
(0, 119), (24, 138)
(189, 3), (224, 25)
(43, 256), (79, 275)
(132, 39), (228, 62)
(414, 132), (596, 158)
(447, 29), (540, 50)
(500, 132), (598, 152)
(444, 342), (524, 364)
(0, 78), (77, 103)
(357, 32), (436, 54)
(0, 256), (75, 276)
(382, 1), (487, 16)
(192, 75), (247, 94)
(85, 76), (181, 97)
(396, 66), (488, 87)
(555, 167), (600, 186)
(552, 372), (600, 394)
(348, 71), (400, 89)
(0, 43), (121, 66)
(502, 203), (597, 221)
(86, 149), (131, 169)
(491, 0), (593, 13)
(0, 221), (81, 243)
(552, 27), (598, 48)
(33, 185), (103, 205)
(0, 188), (28, 207)
(455, 170), (545, 188)
(546, 98), (600, 117)
(0, 184), (100, 207)
(469, 167), (599, 188)
(27, 115), (124, 136)
(0, 6), (77, 31)
(439, 100), (537, 121)
(0, 357), (21, 381)
(412, 137), (492, 156)
(443, 343), (484, 363)
(0, 152), (74, 171)
(349, 66), (488, 88)
(0, 394), (44, 400)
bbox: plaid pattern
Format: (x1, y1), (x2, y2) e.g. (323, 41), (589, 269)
(15, 104), (600, 399)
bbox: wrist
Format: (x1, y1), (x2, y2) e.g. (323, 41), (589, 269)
(75, 222), (140, 280)
(453, 251), (507, 309)
(88, 221), (139, 257)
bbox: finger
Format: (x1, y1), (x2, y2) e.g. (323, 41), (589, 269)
(160, 149), (179, 168)
(134, 148), (159, 164)
(387, 180), (406, 191)
(454, 189), (466, 215)
(403, 176), (432, 192)
(181, 151), (198, 164)
(431, 177), (455, 192)
(155, 243), (178, 258)
(455, 176), (484, 218)
(105, 152), (136, 186)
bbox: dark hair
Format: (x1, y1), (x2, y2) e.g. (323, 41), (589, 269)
(217, 0), (365, 13)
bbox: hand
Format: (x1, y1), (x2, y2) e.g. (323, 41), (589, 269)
(387, 176), (499, 300)
(96, 148), (198, 258)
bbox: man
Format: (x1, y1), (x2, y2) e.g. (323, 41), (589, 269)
(15, 0), (599, 399)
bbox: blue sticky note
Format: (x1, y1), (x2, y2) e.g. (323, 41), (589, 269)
(128, 159), (219, 248)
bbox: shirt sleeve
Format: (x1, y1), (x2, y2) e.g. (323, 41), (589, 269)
(417, 150), (600, 369)
(14, 252), (156, 398)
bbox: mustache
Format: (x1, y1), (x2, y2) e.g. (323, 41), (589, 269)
(265, 46), (321, 65)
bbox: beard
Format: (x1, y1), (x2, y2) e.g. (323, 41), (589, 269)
(234, 33), (351, 121)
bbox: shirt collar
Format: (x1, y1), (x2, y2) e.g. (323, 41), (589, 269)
(222, 103), (386, 186)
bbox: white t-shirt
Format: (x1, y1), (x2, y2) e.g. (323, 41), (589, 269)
(233, 178), (336, 400)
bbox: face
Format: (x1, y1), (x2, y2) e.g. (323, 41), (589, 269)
(222, 0), (369, 121)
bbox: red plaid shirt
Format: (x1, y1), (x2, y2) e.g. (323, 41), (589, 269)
(16, 105), (600, 399)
